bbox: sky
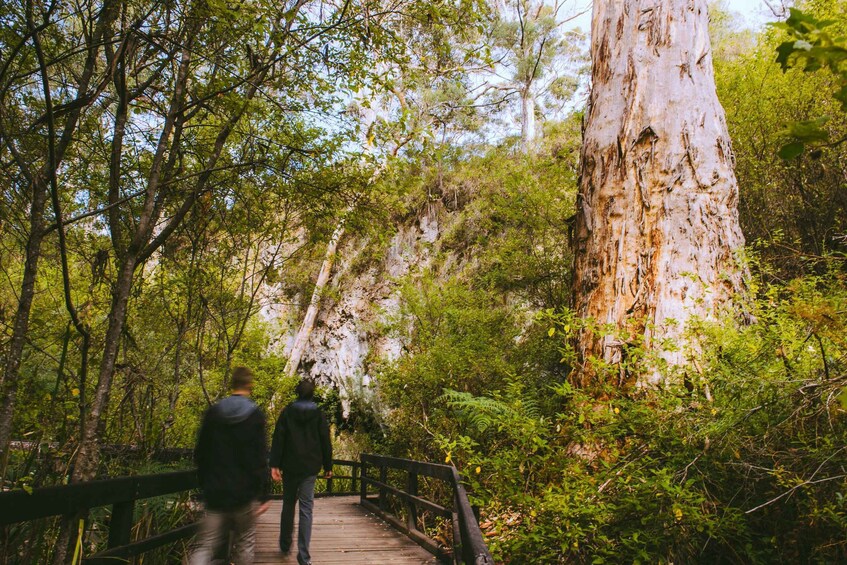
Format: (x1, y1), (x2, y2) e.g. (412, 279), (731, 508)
(724, 0), (785, 27)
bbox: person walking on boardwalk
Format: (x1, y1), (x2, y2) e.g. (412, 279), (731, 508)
(189, 367), (270, 565)
(270, 379), (333, 565)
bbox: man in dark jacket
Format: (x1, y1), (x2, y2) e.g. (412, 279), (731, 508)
(270, 379), (332, 565)
(189, 367), (269, 565)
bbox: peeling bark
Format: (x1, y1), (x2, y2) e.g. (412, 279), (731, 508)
(572, 0), (746, 384)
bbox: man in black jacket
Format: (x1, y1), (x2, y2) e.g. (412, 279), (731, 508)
(270, 379), (333, 565)
(189, 367), (269, 565)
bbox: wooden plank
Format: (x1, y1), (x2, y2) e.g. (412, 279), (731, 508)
(0, 459), (359, 525)
(407, 471), (419, 532)
(361, 454), (454, 481)
(107, 500), (134, 548)
(453, 481), (494, 565)
(244, 497), (441, 564)
(360, 499), (448, 560)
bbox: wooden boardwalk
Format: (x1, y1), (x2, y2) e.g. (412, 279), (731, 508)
(254, 497), (440, 564)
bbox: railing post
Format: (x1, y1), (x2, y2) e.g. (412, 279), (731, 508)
(352, 462), (359, 495)
(451, 496), (462, 565)
(406, 471), (418, 532)
(108, 500), (134, 549)
(359, 457), (368, 503)
(378, 465), (388, 512)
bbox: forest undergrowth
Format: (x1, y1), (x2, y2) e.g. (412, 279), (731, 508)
(367, 149), (847, 562)
(378, 270), (847, 563)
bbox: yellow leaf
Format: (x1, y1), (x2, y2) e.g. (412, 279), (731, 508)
(673, 507), (683, 522)
(445, 452), (452, 464)
(71, 388), (80, 397)
(548, 327), (555, 337)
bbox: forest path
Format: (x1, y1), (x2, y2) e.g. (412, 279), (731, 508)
(254, 496), (439, 564)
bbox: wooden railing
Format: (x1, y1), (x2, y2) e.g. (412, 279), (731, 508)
(313, 458), (360, 497)
(0, 459), (359, 564)
(360, 454), (494, 565)
(0, 470), (198, 565)
(0, 456), (490, 564)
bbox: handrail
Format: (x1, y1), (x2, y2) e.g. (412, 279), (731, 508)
(0, 456), (491, 564)
(0, 470), (197, 525)
(359, 454), (494, 565)
(314, 458), (360, 497)
(0, 459), (359, 564)
(0, 469), (199, 564)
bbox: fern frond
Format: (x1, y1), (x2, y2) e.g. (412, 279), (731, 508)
(440, 389), (536, 433)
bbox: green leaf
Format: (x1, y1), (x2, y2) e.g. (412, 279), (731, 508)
(835, 84), (847, 112)
(785, 117), (830, 142)
(837, 387), (847, 411)
(778, 142), (804, 160)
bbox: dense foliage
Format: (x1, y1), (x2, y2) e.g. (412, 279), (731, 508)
(715, 0), (847, 276)
(363, 2), (847, 563)
(417, 271), (846, 563)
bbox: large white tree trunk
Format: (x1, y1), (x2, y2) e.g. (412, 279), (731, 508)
(521, 90), (536, 151)
(572, 0), (746, 384)
(269, 213), (349, 412)
(286, 219), (347, 374)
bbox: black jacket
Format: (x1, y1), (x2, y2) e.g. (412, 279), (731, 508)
(195, 394), (268, 510)
(269, 399), (332, 477)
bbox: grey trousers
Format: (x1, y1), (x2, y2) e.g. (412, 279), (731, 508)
(280, 474), (317, 565)
(189, 502), (256, 565)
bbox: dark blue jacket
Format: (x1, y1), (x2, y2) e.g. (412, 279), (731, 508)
(195, 394), (268, 510)
(270, 399), (332, 476)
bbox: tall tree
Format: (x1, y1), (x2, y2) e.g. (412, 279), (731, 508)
(486, 0), (587, 150)
(276, 0), (491, 399)
(45, 0), (382, 559)
(571, 0), (747, 383)
(69, 0), (317, 486)
(0, 0), (120, 478)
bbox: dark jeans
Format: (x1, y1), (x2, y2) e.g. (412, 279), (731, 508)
(279, 473), (317, 565)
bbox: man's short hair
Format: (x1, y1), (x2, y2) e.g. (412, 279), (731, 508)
(295, 379), (315, 400)
(231, 366), (254, 390)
